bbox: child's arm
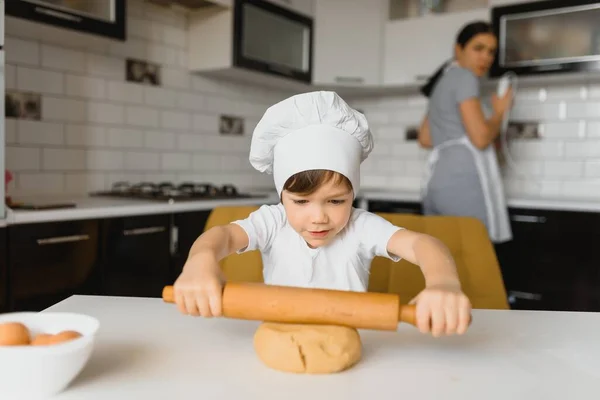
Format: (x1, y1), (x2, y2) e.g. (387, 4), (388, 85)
(173, 224), (249, 317)
(386, 229), (471, 336)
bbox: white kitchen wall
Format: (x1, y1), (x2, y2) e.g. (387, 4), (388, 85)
(4, 0), (294, 196)
(350, 79), (600, 200)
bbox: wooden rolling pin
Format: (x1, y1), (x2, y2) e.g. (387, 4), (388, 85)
(162, 282), (417, 331)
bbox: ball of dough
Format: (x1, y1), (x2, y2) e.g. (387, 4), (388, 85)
(253, 322), (362, 374)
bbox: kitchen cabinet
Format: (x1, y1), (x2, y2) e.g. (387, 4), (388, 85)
(383, 8), (490, 86)
(312, 0), (388, 86)
(7, 220), (101, 312)
(6, 0), (126, 41)
(170, 211), (212, 282)
(0, 228), (7, 313)
(100, 215), (172, 299)
(495, 208), (600, 312)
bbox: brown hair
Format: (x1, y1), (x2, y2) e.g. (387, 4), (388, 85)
(283, 169), (352, 196)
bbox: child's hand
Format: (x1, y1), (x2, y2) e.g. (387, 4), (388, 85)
(411, 284), (472, 337)
(173, 250), (224, 317)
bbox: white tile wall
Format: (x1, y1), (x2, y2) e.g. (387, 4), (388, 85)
(5, 0), (600, 201)
(350, 80), (600, 200)
(5, 0), (286, 195)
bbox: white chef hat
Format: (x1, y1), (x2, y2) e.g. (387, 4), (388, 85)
(249, 91), (373, 198)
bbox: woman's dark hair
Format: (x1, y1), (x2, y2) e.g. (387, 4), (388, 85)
(419, 21), (494, 98)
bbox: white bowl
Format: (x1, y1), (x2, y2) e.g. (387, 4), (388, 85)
(0, 312), (99, 398)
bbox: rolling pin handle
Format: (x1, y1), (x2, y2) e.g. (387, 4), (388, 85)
(163, 285), (175, 303)
(398, 304), (417, 326)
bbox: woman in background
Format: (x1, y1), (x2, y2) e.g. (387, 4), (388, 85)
(417, 21), (513, 244)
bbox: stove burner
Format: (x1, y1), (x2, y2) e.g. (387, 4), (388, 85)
(90, 181), (265, 202)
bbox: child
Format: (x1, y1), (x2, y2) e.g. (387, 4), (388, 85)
(173, 91), (472, 337)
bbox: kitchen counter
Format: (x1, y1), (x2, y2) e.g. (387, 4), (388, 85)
(43, 295), (599, 399)
(5, 193), (280, 225)
(358, 189), (600, 213)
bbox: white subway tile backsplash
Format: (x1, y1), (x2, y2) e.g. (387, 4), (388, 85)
(161, 153), (191, 170)
(586, 122), (600, 138)
(584, 161), (600, 177)
(177, 134), (204, 151)
(43, 148), (86, 171)
(41, 45), (86, 73)
(65, 173), (107, 193)
(5, 120), (18, 144)
(18, 120), (64, 145)
(107, 128), (144, 148)
(511, 141), (564, 160)
(86, 150), (125, 171)
(565, 141), (600, 159)
(161, 67), (190, 89)
(18, 173), (65, 194)
(567, 103), (600, 119)
(86, 54), (124, 79)
(107, 81), (144, 104)
(543, 161), (584, 178)
(6, 147), (41, 171)
(178, 93), (205, 112)
(192, 113), (217, 132)
(7, 0), (600, 201)
(145, 130), (176, 150)
(87, 102), (125, 124)
(125, 151), (160, 171)
(540, 122), (582, 139)
(42, 97), (87, 122)
(66, 124), (106, 147)
(161, 110), (191, 130)
(66, 75), (106, 99)
(6, 37), (40, 66)
(16, 67), (64, 94)
(144, 86), (178, 108)
(126, 106), (160, 127)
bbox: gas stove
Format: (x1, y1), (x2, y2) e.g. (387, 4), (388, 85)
(90, 181), (267, 202)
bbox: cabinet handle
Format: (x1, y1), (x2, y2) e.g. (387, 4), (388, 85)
(334, 76), (364, 84)
(507, 290), (543, 303)
(170, 226), (179, 255)
(510, 215), (547, 223)
(123, 226), (167, 236)
(37, 234), (90, 245)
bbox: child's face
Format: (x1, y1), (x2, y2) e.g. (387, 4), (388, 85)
(281, 179), (354, 248)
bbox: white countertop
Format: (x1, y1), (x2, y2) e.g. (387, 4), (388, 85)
(43, 295), (599, 400)
(5, 193), (281, 225)
(358, 189), (600, 213)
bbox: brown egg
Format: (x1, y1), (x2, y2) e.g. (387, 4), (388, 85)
(49, 330), (83, 345)
(30, 333), (54, 346)
(0, 322), (31, 346)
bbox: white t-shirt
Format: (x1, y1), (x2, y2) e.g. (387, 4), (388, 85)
(232, 204), (403, 292)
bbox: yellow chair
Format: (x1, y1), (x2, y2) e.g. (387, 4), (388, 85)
(203, 206), (509, 310)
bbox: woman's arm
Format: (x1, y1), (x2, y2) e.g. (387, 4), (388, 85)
(459, 89), (512, 150)
(418, 116), (432, 148)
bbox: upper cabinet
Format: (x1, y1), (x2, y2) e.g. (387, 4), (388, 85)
(188, 0), (314, 88)
(5, 0), (126, 41)
(383, 8), (490, 87)
(312, 0), (388, 86)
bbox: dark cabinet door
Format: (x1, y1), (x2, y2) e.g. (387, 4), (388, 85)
(0, 228), (7, 313)
(366, 200), (423, 215)
(8, 220), (101, 312)
(170, 211), (211, 282)
(500, 208), (600, 312)
(100, 214), (171, 298)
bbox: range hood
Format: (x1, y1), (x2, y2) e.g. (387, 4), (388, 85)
(146, 0), (231, 9)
